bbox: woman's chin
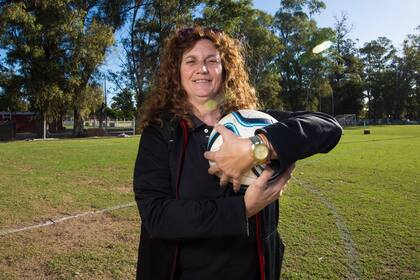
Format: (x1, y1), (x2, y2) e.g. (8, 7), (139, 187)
(190, 93), (218, 102)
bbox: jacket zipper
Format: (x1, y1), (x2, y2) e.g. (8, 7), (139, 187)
(170, 120), (189, 280)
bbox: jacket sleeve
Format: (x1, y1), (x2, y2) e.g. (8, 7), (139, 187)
(258, 110), (343, 172)
(133, 125), (249, 240)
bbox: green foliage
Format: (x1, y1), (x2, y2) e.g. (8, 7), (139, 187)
(0, 72), (28, 111)
(256, 68), (283, 109)
(0, 1), (69, 118)
(360, 37), (396, 119)
(274, 0), (334, 111)
(198, 1), (283, 109)
(0, 0), (128, 136)
(113, 0), (198, 113)
(401, 27), (420, 120)
(199, 0), (254, 34)
(111, 88), (135, 119)
(1, 0), (419, 125)
(238, 9), (283, 109)
(328, 13), (364, 116)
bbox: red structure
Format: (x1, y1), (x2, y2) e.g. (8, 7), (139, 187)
(0, 112), (39, 140)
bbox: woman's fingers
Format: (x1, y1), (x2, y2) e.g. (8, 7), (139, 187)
(244, 164), (297, 217)
(219, 174), (230, 187)
(213, 124), (235, 139)
(232, 178), (242, 192)
(208, 164), (220, 175)
(244, 168), (273, 217)
(269, 163), (296, 195)
(203, 125), (235, 162)
(203, 150), (216, 161)
(204, 125), (254, 181)
(254, 167), (274, 187)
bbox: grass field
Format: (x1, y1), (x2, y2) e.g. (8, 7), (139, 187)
(0, 125), (419, 279)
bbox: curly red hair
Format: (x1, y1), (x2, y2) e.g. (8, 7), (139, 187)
(139, 27), (259, 130)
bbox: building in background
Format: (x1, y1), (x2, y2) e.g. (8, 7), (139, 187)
(0, 112), (39, 140)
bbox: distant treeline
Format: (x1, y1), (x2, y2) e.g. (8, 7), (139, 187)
(0, 0), (419, 135)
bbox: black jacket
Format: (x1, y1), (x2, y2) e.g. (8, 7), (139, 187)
(133, 110), (342, 280)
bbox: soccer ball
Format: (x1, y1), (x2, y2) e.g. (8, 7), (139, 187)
(207, 110), (278, 186)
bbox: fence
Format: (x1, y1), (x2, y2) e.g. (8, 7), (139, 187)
(62, 118), (136, 137)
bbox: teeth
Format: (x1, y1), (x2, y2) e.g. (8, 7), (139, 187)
(194, 79), (211, 83)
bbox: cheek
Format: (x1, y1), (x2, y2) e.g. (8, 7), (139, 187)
(181, 66), (194, 80)
(180, 66), (187, 80)
(213, 66), (223, 81)
(180, 67), (191, 87)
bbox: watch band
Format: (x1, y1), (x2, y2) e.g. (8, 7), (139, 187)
(249, 135), (263, 145)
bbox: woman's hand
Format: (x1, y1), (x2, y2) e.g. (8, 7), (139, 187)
(204, 124), (255, 191)
(244, 164), (295, 218)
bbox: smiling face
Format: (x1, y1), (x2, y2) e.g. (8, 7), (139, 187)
(180, 39), (223, 108)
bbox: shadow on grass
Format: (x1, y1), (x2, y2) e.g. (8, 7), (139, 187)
(340, 135), (420, 144)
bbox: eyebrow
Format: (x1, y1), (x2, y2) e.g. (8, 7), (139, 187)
(183, 54), (220, 60)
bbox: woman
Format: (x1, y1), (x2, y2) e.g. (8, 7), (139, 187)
(133, 27), (342, 280)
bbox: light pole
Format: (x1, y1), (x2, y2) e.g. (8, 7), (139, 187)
(104, 77), (108, 130)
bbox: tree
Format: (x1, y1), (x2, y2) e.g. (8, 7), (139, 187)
(401, 27), (420, 120)
(198, 1), (283, 108)
(0, 0), (129, 136)
(114, 0), (286, 129)
(1, 1), (69, 128)
(328, 13), (364, 116)
(65, 11), (116, 136)
(198, 0), (254, 35)
(0, 71), (28, 112)
(273, 0), (334, 111)
(111, 88), (135, 119)
(111, 0), (198, 128)
(238, 9), (283, 109)
(360, 37), (396, 119)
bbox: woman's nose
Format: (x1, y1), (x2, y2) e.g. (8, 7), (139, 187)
(196, 62), (209, 73)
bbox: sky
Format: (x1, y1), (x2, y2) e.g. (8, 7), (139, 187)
(1, 0), (419, 102)
(103, 0), (420, 80)
(253, 0), (420, 49)
(97, 0), (419, 99)
(2, 1), (419, 64)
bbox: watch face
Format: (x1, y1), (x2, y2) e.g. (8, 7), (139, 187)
(254, 144), (269, 161)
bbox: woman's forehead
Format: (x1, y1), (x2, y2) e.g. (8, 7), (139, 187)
(182, 39), (220, 58)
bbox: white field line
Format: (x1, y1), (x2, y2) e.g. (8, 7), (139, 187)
(293, 177), (361, 280)
(0, 202), (136, 237)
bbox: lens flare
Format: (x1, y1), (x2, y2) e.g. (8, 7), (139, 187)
(312, 40), (332, 54)
(205, 99), (218, 111)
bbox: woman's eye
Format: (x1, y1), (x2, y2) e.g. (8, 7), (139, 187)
(185, 60), (195, 64)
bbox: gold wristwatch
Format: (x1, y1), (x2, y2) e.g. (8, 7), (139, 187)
(249, 135), (270, 164)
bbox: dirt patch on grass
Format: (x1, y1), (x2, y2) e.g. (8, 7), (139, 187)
(116, 183), (133, 193)
(0, 208), (140, 279)
(68, 174), (133, 194)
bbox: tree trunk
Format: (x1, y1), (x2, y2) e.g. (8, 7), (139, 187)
(73, 107), (85, 137)
(134, 106), (142, 134)
(49, 115), (64, 132)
